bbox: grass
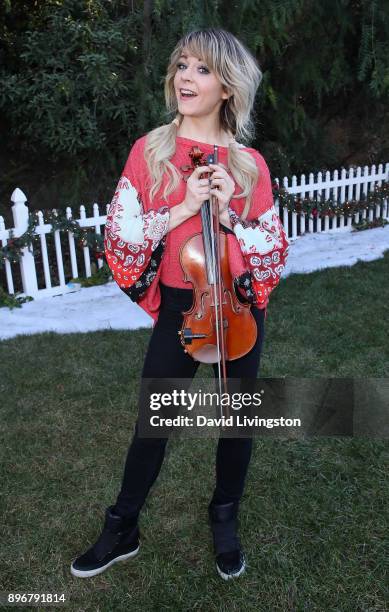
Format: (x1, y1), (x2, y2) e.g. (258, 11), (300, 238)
(1, 252), (388, 611)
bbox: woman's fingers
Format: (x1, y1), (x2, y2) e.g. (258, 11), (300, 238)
(193, 165), (211, 175)
(197, 178), (225, 189)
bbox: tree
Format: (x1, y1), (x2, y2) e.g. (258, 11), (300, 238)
(0, 0), (388, 216)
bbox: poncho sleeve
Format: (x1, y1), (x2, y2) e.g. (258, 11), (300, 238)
(104, 138), (170, 302)
(228, 149), (290, 307)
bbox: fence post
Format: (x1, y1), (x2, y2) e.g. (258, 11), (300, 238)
(11, 188), (39, 297)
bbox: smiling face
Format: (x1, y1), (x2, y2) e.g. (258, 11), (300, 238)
(173, 49), (229, 119)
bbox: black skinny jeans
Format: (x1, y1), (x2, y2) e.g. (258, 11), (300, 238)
(113, 283), (265, 520)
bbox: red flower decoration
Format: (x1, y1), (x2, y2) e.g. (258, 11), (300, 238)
(179, 145), (208, 182)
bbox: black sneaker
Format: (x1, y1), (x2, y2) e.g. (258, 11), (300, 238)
(215, 549), (246, 580)
(70, 506), (140, 578)
(208, 501), (246, 580)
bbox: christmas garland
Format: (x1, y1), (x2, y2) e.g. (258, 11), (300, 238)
(0, 209), (105, 269)
(272, 180), (389, 217)
(1, 179), (388, 267)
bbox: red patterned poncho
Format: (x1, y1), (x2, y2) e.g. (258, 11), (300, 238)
(104, 134), (289, 323)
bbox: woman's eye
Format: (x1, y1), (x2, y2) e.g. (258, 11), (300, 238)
(176, 63), (209, 74)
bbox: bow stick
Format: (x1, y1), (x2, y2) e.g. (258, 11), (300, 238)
(207, 146), (230, 424)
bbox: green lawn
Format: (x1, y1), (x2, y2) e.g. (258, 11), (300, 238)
(1, 252), (388, 611)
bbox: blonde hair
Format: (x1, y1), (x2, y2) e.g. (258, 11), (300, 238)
(144, 28), (262, 219)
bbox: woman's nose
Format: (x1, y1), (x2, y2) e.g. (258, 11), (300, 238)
(183, 66), (196, 80)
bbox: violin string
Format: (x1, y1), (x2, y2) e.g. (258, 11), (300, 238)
(209, 194), (223, 408)
(210, 145), (224, 410)
(202, 200), (214, 284)
(214, 198), (229, 404)
(213, 144), (228, 409)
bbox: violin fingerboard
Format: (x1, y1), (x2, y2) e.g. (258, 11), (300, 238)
(206, 144), (219, 165)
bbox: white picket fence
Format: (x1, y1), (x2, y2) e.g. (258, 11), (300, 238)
(278, 162), (389, 237)
(1, 162), (388, 301)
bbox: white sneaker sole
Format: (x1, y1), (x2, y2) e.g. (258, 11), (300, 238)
(216, 557), (246, 580)
(70, 544), (140, 578)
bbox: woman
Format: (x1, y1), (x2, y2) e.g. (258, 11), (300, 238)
(71, 27), (289, 581)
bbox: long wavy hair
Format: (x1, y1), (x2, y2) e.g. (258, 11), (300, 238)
(144, 28), (262, 219)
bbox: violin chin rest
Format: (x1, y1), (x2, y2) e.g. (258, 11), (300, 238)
(192, 344), (222, 364)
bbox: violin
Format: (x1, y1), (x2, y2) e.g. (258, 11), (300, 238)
(178, 144), (257, 379)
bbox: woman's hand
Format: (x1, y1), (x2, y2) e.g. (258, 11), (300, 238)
(183, 165), (212, 216)
(182, 162), (235, 227)
(208, 162), (235, 215)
